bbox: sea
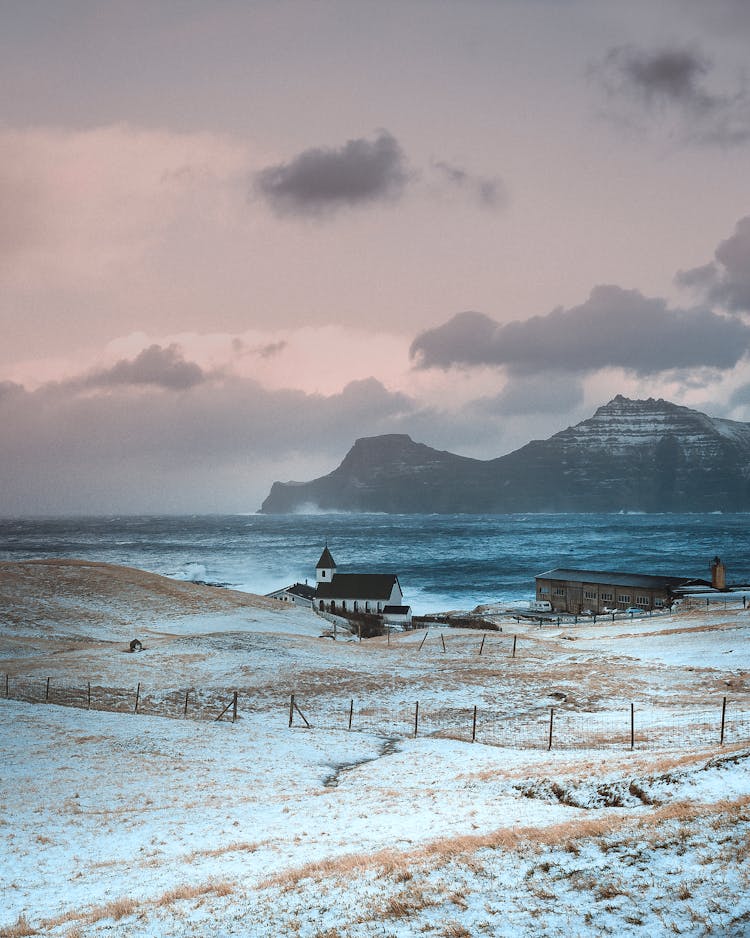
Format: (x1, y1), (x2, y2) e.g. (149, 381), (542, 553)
(1, 513), (748, 615)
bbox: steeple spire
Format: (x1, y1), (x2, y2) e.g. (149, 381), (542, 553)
(316, 545), (336, 584)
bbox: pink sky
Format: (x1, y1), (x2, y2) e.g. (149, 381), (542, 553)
(2, 1), (750, 513)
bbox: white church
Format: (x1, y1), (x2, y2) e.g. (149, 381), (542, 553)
(314, 546), (412, 625)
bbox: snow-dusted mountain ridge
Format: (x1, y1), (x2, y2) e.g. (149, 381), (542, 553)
(260, 396), (750, 513)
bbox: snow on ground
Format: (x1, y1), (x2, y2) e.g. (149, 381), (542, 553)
(0, 560), (749, 937)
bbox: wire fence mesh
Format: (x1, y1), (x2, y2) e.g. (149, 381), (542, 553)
(3, 675), (748, 750)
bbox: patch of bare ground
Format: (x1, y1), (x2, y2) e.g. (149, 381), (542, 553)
(0, 559), (277, 633)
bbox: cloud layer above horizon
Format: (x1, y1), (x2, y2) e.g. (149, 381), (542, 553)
(2, 1), (750, 512)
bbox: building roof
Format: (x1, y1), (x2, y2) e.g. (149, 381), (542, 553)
(286, 582), (317, 600)
(383, 605), (411, 615)
(316, 546), (336, 570)
(536, 568), (689, 589)
(316, 573), (400, 600)
(266, 582), (316, 600)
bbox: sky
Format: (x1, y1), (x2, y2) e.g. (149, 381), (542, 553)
(2, 0), (750, 514)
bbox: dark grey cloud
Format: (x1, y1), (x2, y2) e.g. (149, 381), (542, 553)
(601, 46), (712, 108)
(410, 285), (750, 376)
(432, 161), (508, 210)
(80, 344), (207, 391)
(676, 216), (750, 313)
(592, 44), (750, 146)
(472, 375), (584, 417)
(254, 131), (410, 216)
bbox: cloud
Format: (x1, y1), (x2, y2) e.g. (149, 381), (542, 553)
(255, 340), (288, 359)
(0, 371), (420, 512)
(76, 344), (208, 391)
(592, 45), (750, 146)
(0, 380), (24, 401)
(0, 124), (258, 361)
(410, 285), (750, 375)
(254, 131), (411, 216)
(676, 215), (750, 312)
(472, 375), (584, 416)
(432, 161), (508, 210)
(601, 46), (712, 108)
(729, 382), (750, 407)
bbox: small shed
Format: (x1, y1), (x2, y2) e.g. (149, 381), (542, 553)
(382, 604), (413, 627)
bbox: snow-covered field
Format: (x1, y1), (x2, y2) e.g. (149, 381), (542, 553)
(1, 560), (748, 937)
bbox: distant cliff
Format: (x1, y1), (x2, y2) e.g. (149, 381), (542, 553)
(259, 396), (750, 513)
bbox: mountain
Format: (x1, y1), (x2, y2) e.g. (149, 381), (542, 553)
(259, 396), (750, 513)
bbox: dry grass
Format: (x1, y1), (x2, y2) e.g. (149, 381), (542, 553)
(87, 897), (138, 923)
(185, 840), (259, 861)
(381, 886), (434, 918)
(0, 915), (36, 938)
(30, 878), (237, 935)
(260, 793), (750, 896)
(441, 923), (472, 937)
(156, 879), (234, 905)
(596, 880), (626, 900)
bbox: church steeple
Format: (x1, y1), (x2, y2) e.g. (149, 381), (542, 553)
(316, 545), (336, 584)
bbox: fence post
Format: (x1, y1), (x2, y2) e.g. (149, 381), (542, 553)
(348, 698), (354, 730)
(547, 707), (554, 750)
(441, 634), (447, 653)
(46, 677), (50, 702)
(512, 635), (517, 658)
(183, 689), (189, 717)
(720, 696), (727, 746)
(414, 701), (419, 738)
(134, 682), (141, 713)
(630, 702), (634, 750)
(232, 691), (238, 723)
(358, 621), (361, 642)
(472, 705), (477, 743)
(5, 673), (8, 699)
(87, 681), (91, 710)
(289, 693), (295, 727)
(479, 635), (486, 656)
(418, 631), (429, 652)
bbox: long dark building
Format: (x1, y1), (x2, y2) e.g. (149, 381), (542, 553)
(534, 568), (692, 615)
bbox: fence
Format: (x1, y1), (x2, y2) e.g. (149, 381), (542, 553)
(3, 675), (244, 723)
(288, 694), (750, 751)
(6, 673), (743, 752)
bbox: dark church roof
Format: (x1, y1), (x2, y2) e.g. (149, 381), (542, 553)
(316, 573), (400, 600)
(383, 605), (411, 615)
(316, 546), (336, 570)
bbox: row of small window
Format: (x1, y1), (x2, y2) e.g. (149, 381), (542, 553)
(546, 587), (653, 605)
(321, 600), (382, 613)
